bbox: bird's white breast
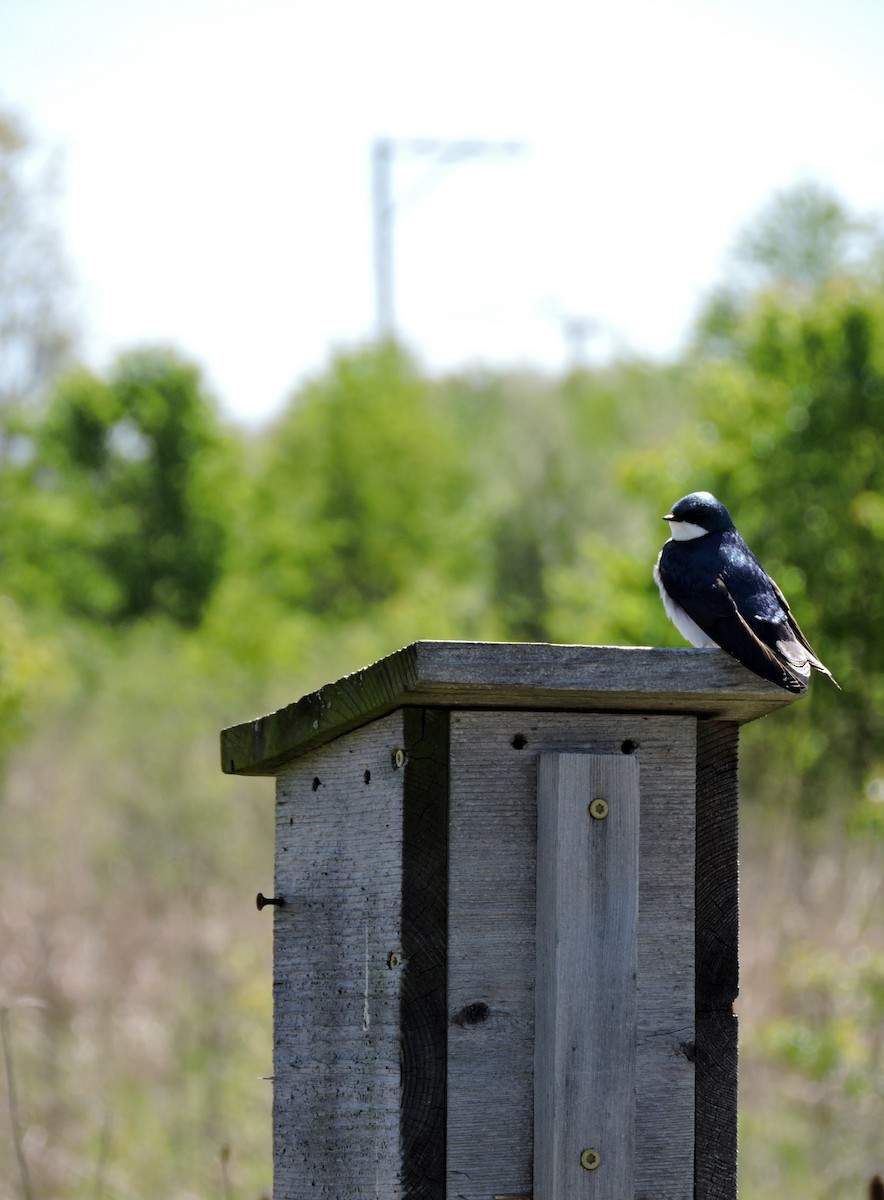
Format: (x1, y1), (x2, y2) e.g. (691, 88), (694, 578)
(653, 561), (719, 649)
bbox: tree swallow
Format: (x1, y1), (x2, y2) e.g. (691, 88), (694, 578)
(654, 491), (839, 693)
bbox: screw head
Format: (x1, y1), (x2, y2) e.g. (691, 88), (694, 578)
(589, 797), (609, 820)
(580, 1148), (601, 1171)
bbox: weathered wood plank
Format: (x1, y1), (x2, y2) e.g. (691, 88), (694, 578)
(222, 642), (798, 775)
(694, 721), (739, 1200)
(271, 708), (451, 1199)
(534, 753), (640, 1199)
(272, 712), (408, 1200)
(446, 711), (696, 1200)
(400, 707), (449, 1199)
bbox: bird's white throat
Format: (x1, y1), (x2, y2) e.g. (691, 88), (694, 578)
(666, 519), (708, 542)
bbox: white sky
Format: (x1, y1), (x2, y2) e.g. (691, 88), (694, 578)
(2, 0), (884, 423)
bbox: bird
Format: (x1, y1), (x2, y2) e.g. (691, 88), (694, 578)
(654, 490), (839, 693)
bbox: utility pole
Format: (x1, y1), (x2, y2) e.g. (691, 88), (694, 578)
(371, 138), (524, 340)
(372, 138), (396, 336)
(541, 299), (599, 369)
(559, 314), (598, 367)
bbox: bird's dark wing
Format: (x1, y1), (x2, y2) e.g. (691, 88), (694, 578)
(658, 539), (809, 692)
(764, 576), (840, 689)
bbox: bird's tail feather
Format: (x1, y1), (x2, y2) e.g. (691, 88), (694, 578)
(777, 638), (841, 690)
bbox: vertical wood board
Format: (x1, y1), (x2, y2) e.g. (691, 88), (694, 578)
(694, 722), (739, 1200)
(273, 711), (408, 1200)
(399, 707), (450, 1198)
(534, 753), (640, 1199)
(446, 711), (697, 1200)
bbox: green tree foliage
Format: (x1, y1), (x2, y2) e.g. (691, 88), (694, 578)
(0, 109), (75, 776)
(441, 367), (581, 642)
(700, 288), (884, 805)
(735, 180), (881, 290)
(625, 202), (884, 811)
(695, 181), (884, 356)
(0, 595), (54, 777)
(441, 361), (684, 642)
(4, 348), (230, 625)
(232, 341), (477, 618)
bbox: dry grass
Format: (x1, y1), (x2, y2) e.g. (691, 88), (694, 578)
(0, 640), (275, 1200)
(738, 811), (884, 1199)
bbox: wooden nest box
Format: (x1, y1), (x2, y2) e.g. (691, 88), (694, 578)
(221, 641), (799, 1200)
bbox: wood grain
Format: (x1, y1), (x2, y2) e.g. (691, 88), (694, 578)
(221, 641), (798, 775)
(694, 721), (739, 1200)
(534, 753), (640, 1199)
(446, 711), (696, 1200)
(271, 708), (451, 1199)
(272, 712), (408, 1199)
(400, 707), (449, 1199)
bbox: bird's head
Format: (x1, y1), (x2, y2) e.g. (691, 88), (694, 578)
(663, 491), (734, 541)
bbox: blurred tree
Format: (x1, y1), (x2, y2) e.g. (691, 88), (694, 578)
(626, 278), (884, 812)
(0, 595), (53, 778)
(0, 109), (76, 771)
(5, 348), (231, 626)
(0, 108), (75, 428)
(237, 342), (476, 622)
(441, 369), (576, 641)
(440, 362), (682, 642)
(695, 183), (884, 357)
(706, 290), (884, 738)
(735, 181), (880, 290)
(639, 188), (884, 812)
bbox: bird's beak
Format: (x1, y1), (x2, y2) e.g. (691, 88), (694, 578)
(663, 513), (674, 521)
